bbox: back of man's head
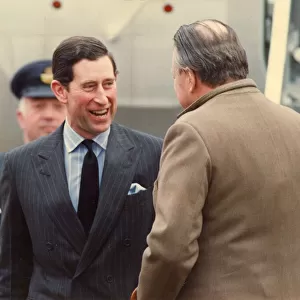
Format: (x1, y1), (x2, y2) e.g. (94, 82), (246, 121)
(173, 19), (249, 87)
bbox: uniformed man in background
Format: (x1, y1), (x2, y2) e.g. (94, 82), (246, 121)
(11, 59), (66, 144)
(0, 60), (66, 220)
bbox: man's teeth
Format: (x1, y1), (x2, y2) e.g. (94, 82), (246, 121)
(91, 109), (108, 116)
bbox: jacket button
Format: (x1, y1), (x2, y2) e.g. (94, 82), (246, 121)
(106, 275), (113, 283)
(124, 238), (131, 247)
(46, 242), (54, 251)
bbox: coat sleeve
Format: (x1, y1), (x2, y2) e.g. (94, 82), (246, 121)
(134, 121), (211, 300)
(0, 153), (33, 299)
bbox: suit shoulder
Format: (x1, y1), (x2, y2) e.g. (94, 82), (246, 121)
(5, 135), (50, 163)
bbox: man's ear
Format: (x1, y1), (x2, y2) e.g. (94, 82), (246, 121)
(51, 80), (68, 104)
(16, 109), (25, 130)
(187, 69), (196, 93)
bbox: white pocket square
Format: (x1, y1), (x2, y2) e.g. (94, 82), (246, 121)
(128, 183), (146, 195)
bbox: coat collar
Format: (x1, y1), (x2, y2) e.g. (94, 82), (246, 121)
(177, 79), (258, 119)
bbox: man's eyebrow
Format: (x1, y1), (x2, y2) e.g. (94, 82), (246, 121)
(81, 78), (115, 85)
(81, 80), (97, 85)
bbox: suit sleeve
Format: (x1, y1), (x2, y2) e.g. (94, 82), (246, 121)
(135, 121), (211, 300)
(0, 154), (33, 299)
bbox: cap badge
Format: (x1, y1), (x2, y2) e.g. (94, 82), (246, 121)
(40, 66), (53, 85)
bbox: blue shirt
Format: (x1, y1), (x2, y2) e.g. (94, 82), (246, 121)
(63, 120), (110, 211)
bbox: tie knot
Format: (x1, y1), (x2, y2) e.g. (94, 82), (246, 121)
(82, 139), (94, 152)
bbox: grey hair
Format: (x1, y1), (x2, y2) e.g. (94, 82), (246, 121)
(18, 98), (28, 114)
(173, 19), (249, 87)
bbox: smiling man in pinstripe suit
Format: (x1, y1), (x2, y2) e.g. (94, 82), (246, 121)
(0, 36), (162, 300)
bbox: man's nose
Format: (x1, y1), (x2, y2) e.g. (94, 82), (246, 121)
(41, 105), (55, 119)
(94, 89), (109, 105)
(94, 96), (108, 105)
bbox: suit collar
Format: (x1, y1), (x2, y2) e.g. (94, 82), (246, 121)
(35, 122), (64, 160)
(177, 78), (258, 118)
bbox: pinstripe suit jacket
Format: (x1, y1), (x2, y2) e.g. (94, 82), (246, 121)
(0, 122), (162, 300)
(0, 153), (4, 173)
(0, 152), (4, 223)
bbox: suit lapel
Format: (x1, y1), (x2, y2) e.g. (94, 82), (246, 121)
(74, 123), (141, 278)
(32, 124), (86, 255)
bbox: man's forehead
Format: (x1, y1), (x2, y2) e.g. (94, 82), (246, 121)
(72, 57), (115, 79)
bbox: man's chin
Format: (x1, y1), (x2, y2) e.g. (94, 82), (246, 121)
(92, 121), (112, 134)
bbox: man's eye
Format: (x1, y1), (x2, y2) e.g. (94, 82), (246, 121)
(34, 104), (44, 109)
(84, 85), (95, 91)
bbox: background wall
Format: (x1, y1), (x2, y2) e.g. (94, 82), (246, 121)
(0, 0), (266, 150)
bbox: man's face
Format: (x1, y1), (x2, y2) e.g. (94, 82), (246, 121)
(61, 56), (117, 139)
(17, 97), (66, 143)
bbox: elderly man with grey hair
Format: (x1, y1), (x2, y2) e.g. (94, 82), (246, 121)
(131, 19), (300, 300)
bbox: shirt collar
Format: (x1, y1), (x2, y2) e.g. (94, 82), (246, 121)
(63, 119), (110, 153)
